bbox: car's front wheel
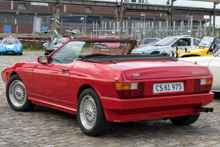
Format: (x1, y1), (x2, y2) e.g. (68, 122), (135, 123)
(6, 74), (36, 111)
(170, 114), (200, 125)
(77, 88), (111, 136)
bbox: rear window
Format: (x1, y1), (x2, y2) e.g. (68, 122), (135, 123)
(156, 37), (177, 46)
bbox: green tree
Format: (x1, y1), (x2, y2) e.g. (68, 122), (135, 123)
(166, 0), (170, 5)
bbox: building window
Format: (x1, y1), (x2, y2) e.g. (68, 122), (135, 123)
(85, 7), (91, 14)
(18, 3), (25, 10)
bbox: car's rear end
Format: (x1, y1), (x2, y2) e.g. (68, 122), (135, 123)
(99, 59), (214, 123)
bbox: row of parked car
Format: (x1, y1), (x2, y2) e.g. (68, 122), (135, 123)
(1, 34), (218, 58)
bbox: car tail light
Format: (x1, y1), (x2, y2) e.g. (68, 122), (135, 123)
(194, 78), (213, 92)
(115, 82), (145, 98)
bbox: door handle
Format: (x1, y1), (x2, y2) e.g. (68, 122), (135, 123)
(62, 68), (69, 72)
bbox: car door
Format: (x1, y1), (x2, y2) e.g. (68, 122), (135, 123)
(208, 56), (220, 91)
(33, 63), (72, 103)
(33, 41), (85, 105)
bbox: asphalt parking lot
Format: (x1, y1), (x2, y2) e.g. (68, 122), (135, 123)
(0, 52), (220, 147)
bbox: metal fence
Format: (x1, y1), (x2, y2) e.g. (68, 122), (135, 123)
(1, 14), (220, 42)
(36, 15), (219, 41)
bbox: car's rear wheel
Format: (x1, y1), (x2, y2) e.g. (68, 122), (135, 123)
(170, 114), (200, 125)
(6, 74), (36, 111)
(77, 88), (111, 136)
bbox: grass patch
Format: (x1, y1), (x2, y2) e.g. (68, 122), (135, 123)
(22, 42), (44, 52)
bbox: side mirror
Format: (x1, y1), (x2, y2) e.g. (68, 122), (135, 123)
(37, 56), (48, 64)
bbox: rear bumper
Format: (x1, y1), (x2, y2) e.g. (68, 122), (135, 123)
(100, 92), (214, 122)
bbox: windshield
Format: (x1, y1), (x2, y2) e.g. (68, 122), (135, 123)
(2, 38), (20, 44)
(198, 36), (214, 47)
(57, 37), (69, 43)
(51, 37), (68, 45)
(131, 45), (158, 54)
(156, 37), (177, 46)
(53, 40), (133, 58)
(142, 38), (158, 44)
(49, 40), (174, 64)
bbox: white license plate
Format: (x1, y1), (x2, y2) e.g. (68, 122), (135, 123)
(153, 82), (184, 93)
(100, 48), (109, 52)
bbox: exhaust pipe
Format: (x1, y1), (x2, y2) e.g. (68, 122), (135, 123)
(194, 107), (214, 113)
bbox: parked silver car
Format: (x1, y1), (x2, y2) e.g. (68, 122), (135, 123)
(132, 35), (200, 55)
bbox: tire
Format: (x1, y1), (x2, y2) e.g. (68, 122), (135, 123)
(19, 52), (23, 55)
(6, 74), (36, 111)
(170, 114), (200, 125)
(77, 88), (111, 136)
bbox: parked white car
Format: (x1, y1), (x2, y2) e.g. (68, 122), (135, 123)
(132, 35), (200, 55)
(180, 50), (220, 92)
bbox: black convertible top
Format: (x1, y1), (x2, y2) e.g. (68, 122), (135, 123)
(80, 54), (178, 63)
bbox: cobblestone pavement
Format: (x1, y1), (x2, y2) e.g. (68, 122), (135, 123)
(0, 52), (220, 147)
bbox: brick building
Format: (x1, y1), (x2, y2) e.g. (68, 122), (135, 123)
(0, 1), (207, 34)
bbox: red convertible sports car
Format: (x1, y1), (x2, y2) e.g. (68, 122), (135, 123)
(1, 38), (214, 136)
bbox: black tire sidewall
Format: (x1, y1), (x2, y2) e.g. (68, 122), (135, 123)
(6, 74), (35, 111)
(77, 88), (110, 136)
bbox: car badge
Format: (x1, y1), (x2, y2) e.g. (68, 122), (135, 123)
(192, 71), (203, 74)
(133, 73), (140, 77)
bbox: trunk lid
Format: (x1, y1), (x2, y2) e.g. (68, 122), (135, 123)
(106, 60), (209, 80)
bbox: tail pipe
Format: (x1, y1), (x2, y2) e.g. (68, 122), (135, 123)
(194, 107), (214, 113)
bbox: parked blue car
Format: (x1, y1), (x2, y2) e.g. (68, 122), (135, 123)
(0, 37), (22, 55)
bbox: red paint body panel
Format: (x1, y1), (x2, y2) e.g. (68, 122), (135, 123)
(100, 92), (213, 122)
(1, 38), (214, 123)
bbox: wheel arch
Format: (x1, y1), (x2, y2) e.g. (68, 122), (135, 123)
(10, 72), (19, 77)
(77, 84), (99, 100)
